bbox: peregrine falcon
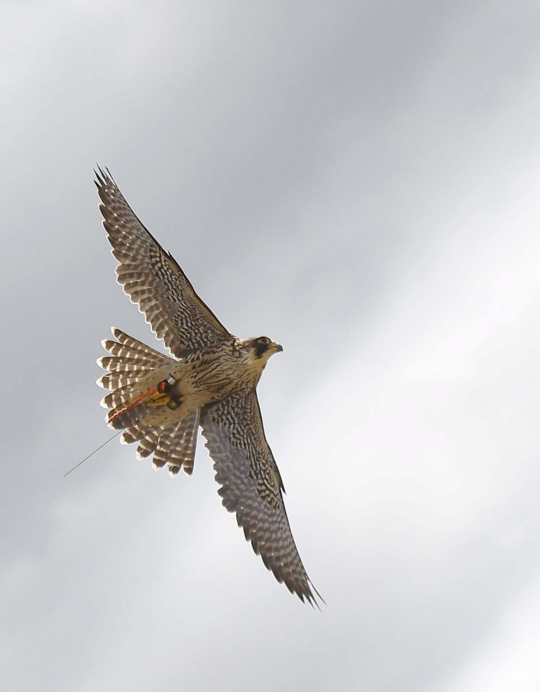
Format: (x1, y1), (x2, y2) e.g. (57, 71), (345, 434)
(95, 169), (320, 605)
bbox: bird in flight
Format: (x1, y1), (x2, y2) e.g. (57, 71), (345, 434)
(95, 169), (320, 605)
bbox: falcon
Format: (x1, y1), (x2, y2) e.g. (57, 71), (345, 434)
(95, 169), (320, 605)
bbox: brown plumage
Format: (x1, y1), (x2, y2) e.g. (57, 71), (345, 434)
(95, 168), (320, 605)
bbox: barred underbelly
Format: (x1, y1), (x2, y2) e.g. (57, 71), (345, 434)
(172, 353), (258, 404)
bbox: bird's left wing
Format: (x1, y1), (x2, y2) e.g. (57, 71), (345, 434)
(95, 169), (233, 358)
(200, 391), (320, 605)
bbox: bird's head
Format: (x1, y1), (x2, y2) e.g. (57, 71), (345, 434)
(244, 336), (283, 363)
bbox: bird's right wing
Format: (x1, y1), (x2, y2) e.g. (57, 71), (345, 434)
(95, 169), (233, 358)
(200, 391), (320, 605)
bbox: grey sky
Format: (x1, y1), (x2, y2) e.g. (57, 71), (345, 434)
(2, 1), (540, 690)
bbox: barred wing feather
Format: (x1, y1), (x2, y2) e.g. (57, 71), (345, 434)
(200, 392), (319, 605)
(95, 169), (232, 358)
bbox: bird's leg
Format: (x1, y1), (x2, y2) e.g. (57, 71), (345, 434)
(148, 375), (183, 410)
(157, 375), (175, 394)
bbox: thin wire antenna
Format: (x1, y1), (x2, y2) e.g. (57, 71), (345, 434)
(63, 431), (122, 478)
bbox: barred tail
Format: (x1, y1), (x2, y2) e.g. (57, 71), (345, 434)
(97, 328), (200, 475)
(97, 327), (173, 403)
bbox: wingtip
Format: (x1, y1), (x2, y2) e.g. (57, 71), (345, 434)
(94, 165), (114, 183)
(94, 165), (106, 188)
(304, 580), (325, 609)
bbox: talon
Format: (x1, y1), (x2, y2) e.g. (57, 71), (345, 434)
(167, 397), (182, 410)
(157, 379), (171, 394)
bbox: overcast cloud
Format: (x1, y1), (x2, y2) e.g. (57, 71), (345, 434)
(2, 1), (540, 690)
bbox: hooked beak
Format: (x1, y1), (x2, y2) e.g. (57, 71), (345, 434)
(272, 342), (283, 353)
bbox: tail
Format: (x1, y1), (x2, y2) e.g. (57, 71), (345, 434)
(97, 328), (200, 475)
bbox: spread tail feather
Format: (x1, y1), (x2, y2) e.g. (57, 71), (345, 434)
(97, 328), (199, 475)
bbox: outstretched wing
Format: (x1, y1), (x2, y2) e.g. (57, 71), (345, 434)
(95, 169), (233, 358)
(200, 391), (320, 605)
